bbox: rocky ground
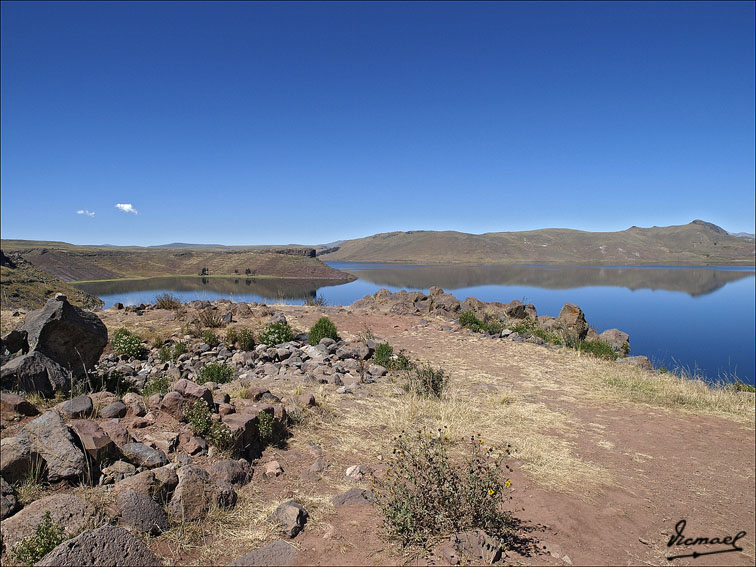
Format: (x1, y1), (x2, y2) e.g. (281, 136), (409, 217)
(0, 290), (754, 566)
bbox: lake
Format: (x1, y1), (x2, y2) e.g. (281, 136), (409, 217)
(74, 263), (756, 385)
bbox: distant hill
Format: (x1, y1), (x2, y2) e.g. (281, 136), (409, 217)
(0, 242), (354, 283)
(317, 221), (755, 265)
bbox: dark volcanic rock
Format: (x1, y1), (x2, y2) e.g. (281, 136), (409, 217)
(0, 392), (39, 416)
(231, 540), (298, 566)
(57, 395), (94, 419)
(0, 411), (87, 484)
(167, 465), (237, 521)
(0, 476), (20, 520)
(117, 489), (169, 535)
(36, 525), (162, 566)
(0, 351), (72, 396)
(269, 500), (308, 538)
(331, 487), (374, 507)
(20, 295), (108, 379)
(121, 443), (168, 469)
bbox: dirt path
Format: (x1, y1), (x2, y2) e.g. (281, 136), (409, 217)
(280, 307), (755, 566)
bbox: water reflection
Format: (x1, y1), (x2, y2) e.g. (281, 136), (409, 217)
(327, 263), (754, 297)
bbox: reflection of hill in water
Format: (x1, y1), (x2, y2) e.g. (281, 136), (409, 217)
(339, 265), (754, 297)
(75, 277), (346, 301)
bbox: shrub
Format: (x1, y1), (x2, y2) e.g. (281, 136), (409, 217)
(111, 328), (144, 358)
(142, 374), (171, 397)
(373, 343), (394, 368)
(507, 318), (539, 335)
(304, 295), (327, 306)
(201, 330), (219, 348)
(150, 335), (164, 349)
(730, 380), (756, 393)
(258, 410), (275, 444)
(258, 321), (296, 346)
(95, 370), (136, 396)
(11, 511), (67, 566)
(172, 341), (187, 360)
(533, 328), (563, 345)
(408, 363), (448, 398)
(198, 309), (224, 328)
(155, 293), (182, 310)
(158, 345), (171, 363)
(207, 420), (235, 451)
(459, 311), (485, 332)
(237, 329), (255, 351)
(197, 361), (234, 385)
(375, 430), (515, 548)
(308, 316), (340, 345)
(225, 327), (239, 346)
(578, 339), (618, 360)
(184, 400), (212, 436)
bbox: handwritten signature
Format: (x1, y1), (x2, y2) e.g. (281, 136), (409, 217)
(666, 519), (746, 561)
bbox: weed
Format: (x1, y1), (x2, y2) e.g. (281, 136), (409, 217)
(172, 341), (187, 360)
(309, 316), (340, 345)
(93, 370), (136, 396)
(11, 511), (68, 566)
(258, 410), (275, 444)
(258, 321), (296, 346)
(459, 311), (485, 332)
(578, 339), (618, 360)
(207, 420), (235, 452)
(111, 328), (144, 359)
(408, 363), (448, 398)
(143, 374), (172, 397)
(358, 326), (376, 343)
(198, 309), (224, 328)
(155, 293), (182, 310)
(304, 295), (328, 306)
(507, 318), (539, 335)
(198, 362), (234, 385)
(201, 330), (219, 348)
(184, 400), (213, 436)
(150, 335), (165, 349)
(158, 345), (171, 363)
(225, 327), (239, 346)
(237, 329), (255, 351)
(373, 343), (394, 368)
(374, 430), (515, 548)
(728, 380), (756, 393)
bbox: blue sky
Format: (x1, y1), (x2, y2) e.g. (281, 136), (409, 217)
(1, 1), (754, 246)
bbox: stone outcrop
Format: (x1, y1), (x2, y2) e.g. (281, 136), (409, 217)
(167, 466), (237, 521)
(36, 525), (162, 566)
(230, 540), (298, 566)
(0, 411), (87, 484)
(0, 351), (72, 396)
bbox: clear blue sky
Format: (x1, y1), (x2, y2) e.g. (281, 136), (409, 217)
(1, 1), (754, 246)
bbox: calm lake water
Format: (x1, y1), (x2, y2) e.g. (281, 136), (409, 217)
(74, 263), (756, 385)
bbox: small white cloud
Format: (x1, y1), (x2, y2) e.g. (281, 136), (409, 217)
(76, 209), (95, 217)
(115, 203), (139, 215)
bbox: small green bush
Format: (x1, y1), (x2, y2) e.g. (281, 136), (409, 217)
(507, 318), (539, 335)
(459, 311), (485, 332)
(309, 316), (340, 345)
(158, 345), (171, 363)
(258, 321), (296, 346)
(408, 363), (448, 398)
(201, 330), (219, 348)
(184, 399), (212, 436)
(198, 361), (234, 384)
(729, 380), (756, 393)
(578, 339), (618, 360)
(207, 420), (235, 451)
(375, 430), (515, 548)
(532, 328), (563, 345)
(225, 327), (239, 346)
(172, 341), (187, 360)
(373, 343), (394, 368)
(155, 293), (182, 310)
(11, 511), (67, 566)
(111, 328), (144, 358)
(237, 329), (255, 351)
(142, 374), (171, 397)
(258, 410), (275, 443)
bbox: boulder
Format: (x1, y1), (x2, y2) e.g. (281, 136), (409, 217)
(69, 419), (120, 463)
(20, 295), (108, 379)
(557, 302), (589, 340)
(0, 411), (87, 484)
(99, 419), (133, 448)
(57, 395), (94, 419)
(101, 461), (137, 485)
(0, 493), (99, 551)
(160, 391), (186, 420)
(112, 466), (178, 504)
(173, 379), (214, 407)
(177, 431), (207, 455)
(230, 540), (298, 566)
(0, 351), (72, 396)
(167, 466), (237, 521)
(617, 355), (654, 371)
(0, 392), (39, 416)
(0, 476), (20, 520)
(121, 443), (168, 469)
(101, 401), (129, 419)
(208, 459), (253, 486)
(36, 525), (162, 566)
(1, 328), (28, 355)
(331, 487), (374, 507)
(117, 489), (168, 536)
(268, 500), (308, 538)
(599, 329), (630, 353)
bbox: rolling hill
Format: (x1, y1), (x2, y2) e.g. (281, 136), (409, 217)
(317, 220), (755, 265)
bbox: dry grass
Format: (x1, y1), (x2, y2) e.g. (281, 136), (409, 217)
(289, 378), (612, 495)
(575, 357), (756, 426)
